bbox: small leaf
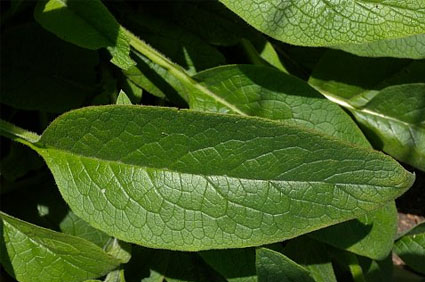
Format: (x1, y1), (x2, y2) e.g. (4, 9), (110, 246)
(310, 202), (398, 260)
(116, 91), (132, 105)
(218, 0), (425, 47)
(0, 212), (120, 282)
(104, 238), (132, 264)
(34, 0), (135, 70)
(394, 222), (425, 275)
(0, 106), (414, 251)
(336, 34), (425, 59)
(256, 248), (314, 282)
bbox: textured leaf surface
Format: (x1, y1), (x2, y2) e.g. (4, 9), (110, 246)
(394, 222), (425, 274)
(256, 248), (314, 282)
(193, 65), (369, 146)
(34, 0), (134, 70)
(283, 237), (337, 282)
(18, 105), (415, 251)
(0, 212), (120, 282)
(310, 202), (398, 260)
(358, 255), (393, 282)
(0, 23), (99, 113)
(336, 34), (425, 59)
(218, 0), (425, 46)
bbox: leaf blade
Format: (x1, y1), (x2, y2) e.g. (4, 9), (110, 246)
(20, 105), (414, 251)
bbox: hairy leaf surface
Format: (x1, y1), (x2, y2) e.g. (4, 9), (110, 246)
(218, 0), (425, 46)
(0, 212), (120, 282)
(2, 106), (411, 251)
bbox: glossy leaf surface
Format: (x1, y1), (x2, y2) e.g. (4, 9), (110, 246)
(0, 212), (120, 282)
(218, 0), (425, 47)
(7, 105), (413, 251)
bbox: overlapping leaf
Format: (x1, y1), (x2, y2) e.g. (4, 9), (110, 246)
(394, 222), (425, 275)
(218, 0), (425, 47)
(34, 0), (135, 70)
(0, 212), (120, 282)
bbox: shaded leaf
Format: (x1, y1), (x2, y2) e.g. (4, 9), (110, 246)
(0, 23), (99, 113)
(256, 248), (314, 282)
(310, 202), (398, 260)
(60, 211), (110, 248)
(34, 0), (134, 70)
(283, 237), (337, 282)
(394, 222), (425, 275)
(200, 248), (257, 282)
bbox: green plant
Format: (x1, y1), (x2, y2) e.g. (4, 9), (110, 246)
(1, 1), (424, 281)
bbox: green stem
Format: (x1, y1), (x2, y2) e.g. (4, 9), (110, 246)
(122, 27), (247, 116)
(0, 119), (40, 147)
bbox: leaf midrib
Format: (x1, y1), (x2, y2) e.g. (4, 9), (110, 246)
(40, 146), (407, 190)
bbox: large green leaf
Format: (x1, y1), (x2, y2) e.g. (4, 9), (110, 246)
(34, 0), (135, 70)
(336, 34), (425, 59)
(256, 248), (314, 282)
(0, 212), (120, 282)
(0, 106), (414, 251)
(0, 23), (99, 113)
(193, 65), (369, 146)
(218, 0), (425, 47)
(310, 201), (398, 260)
(394, 222), (425, 275)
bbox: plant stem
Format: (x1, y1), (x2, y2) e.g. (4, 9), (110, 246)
(122, 27), (247, 116)
(0, 119), (40, 146)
